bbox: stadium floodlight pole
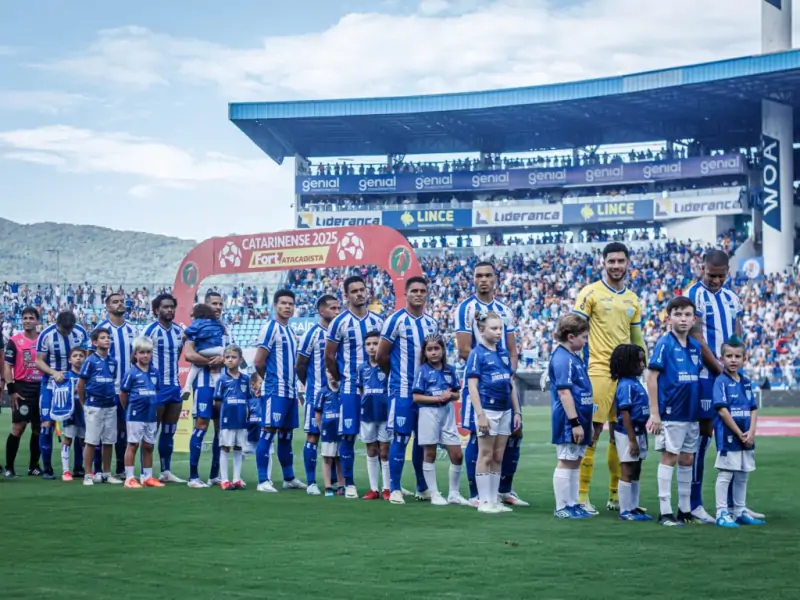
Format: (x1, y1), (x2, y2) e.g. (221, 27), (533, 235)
(47, 248), (61, 283)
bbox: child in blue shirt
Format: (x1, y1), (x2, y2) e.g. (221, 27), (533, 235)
(181, 303), (226, 399)
(214, 346), (253, 490)
(316, 370), (344, 497)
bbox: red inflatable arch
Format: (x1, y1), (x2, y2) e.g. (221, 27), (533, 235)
(172, 226), (422, 326)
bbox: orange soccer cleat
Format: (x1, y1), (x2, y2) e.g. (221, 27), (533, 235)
(381, 489), (391, 501)
(363, 489), (381, 500)
(142, 477), (165, 488)
(221, 481), (232, 491)
(62, 471), (73, 482)
(124, 478), (143, 489)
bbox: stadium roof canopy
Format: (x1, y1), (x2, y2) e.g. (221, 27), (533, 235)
(229, 50), (800, 165)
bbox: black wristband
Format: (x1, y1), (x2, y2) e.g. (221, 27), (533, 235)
(6, 382), (15, 394)
(569, 417), (580, 427)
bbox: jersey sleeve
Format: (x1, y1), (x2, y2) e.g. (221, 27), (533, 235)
(550, 351), (574, 390)
(184, 321), (199, 340)
(213, 377), (224, 401)
(297, 329), (315, 358)
(454, 301), (471, 334)
(120, 371), (134, 393)
(630, 296), (642, 327)
(78, 357), (93, 380)
(573, 285), (594, 320)
(685, 284), (704, 317)
(615, 380), (632, 411)
(712, 377), (728, 411)
(447, 366), (460, 391)
(412, 365), (428, 395)
(648, 337), (668, 371)
(464, 349), (481, 380)
(257, 322), (277, 352)
(326, 315), (344, 346)
(35, 330), (50, 355)
(380, 313), (399, 343)
(4, 339), (16, 366)
(501, 305), (517, 334)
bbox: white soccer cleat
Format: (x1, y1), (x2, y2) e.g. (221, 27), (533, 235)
(494, 503), (513, 513)
(468, 496), (480, 508)
(344, 485), (359, 499)
(400, 487), (414, 497)
(745, 508), (766, 520)
(606, 500), (620, 512)
(499, 491), (530, 507)
(159, 471), (186, 484)
(691, 506), (716, 524)
(283, 478), (308, 490)
(105, 475), (123, 485)
(389, 490), (405, 504)
(448, 493), (472, 507)
(306, 483), (321, 496)
(207, 477), (222, 487)
(256, 481), (278, 493)
(477, 502), (501, 514)
(83, 475), (94, 486)
(92, 473), (104, 484)
(187, 478), (209, 489)
(415, 489), (432, 501)
(579, 502), (599, 516)
(430, 492), (448, 506)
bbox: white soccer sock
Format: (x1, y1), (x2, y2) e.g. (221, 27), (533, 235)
(657, 463), (675, 516)
(422, 461), (439, 495)
(732, 471), (749, 517)
(715, 470), (733, 517)
(220, 450), (229, 482)
(489, 471), (500, 504)
(61, 444), (71, 473)
(631, 480), (641, 509)
(233, 450), (243, 482)
(448, 463), (462, 498)
(553, 468), (571, 510)
(476, 472), (491, 505)
(677, 465), (692, 513)
(366, 455), (380, 492)
(142, 467), (152, 481)
(268, 448), (274, 480)
(618, 481), (633, 513)
(125, 465), (135, 480)
(380, 459), (390, 491)
(569, 468), (580, 507)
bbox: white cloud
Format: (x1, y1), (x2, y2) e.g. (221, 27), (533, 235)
(0, 90), (91, 114)
(0, 46), (17, 56)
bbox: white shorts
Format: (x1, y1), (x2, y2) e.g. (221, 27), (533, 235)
(127, 421), (158, 445)
(556, 443), (587, 461)
(715, 450), (756, 473)
(220, 428), (248, 449)
(417, 404), (461, 446)
(614, 431), (648, 462)
(655, 421), (699, 455)
(359, 420), (391, 444)
(84, 406), (118, 446)
(477, 409), (512, 437)
(321, 442), (339, 458)
(62, 424), (86, 440)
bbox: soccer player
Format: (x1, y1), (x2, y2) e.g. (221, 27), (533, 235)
(610, 344), (653, 522)
(711, 337), (765, 528)
(35, 310), (89, 479)
(358, 332), (391, 500)
(253, 289), (306, 493)
(77, 327), (121, 485)
(548, 314), (594, 519)
(573, 242), (647, 515)
(214, 345), (252, 490)
(119, 336), (164, 488)
(58, 347), (87, 481)
(377, 276), (437, 505)
(454, 261), (526, 508)
(646, 296), (702, 527)
(4, 307), (43, 477)
(142, 293), (185, 483)
(296, 294), (340, 496)
(327, 275), (384, 499)
(685, 249), (763, 523)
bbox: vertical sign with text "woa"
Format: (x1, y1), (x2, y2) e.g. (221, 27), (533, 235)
(761, 134), (781, 233)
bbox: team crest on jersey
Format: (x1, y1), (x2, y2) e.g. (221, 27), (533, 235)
(701, 398), (712, 412)
(691, 355), (699, 365)
(445, 374), (453, 384)
(344, 419), (353, 428)
(626, 307), (635, 318)
(377, 372), (386, 382)
(727, 435), (733, 444)
(240, 383), (248, 393)
(501, 355), (509, 366)
(109, 364), (116, 374)
(150, 376), (158, 385)
(397, 417), (406, 427)
(273, 413), (282, 421)
(199, 403), (207, 412)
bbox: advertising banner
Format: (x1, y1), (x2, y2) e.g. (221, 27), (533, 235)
(473, 205), (563, 227)
(296, 211), (381, 229)
(381, 208), (472, 230)
(761, 134), (782, 233)
(562, 199), (653, 225)
(653, 192), (746, 219)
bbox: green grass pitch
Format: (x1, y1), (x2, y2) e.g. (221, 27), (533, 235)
(1, 407), (798, 600)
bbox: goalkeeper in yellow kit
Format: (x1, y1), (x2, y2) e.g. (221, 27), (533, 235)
(572, 242), (648, 515)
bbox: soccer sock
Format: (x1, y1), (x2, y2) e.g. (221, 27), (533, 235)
(39, 426), (53, 472)
(618, 481), (633, 513)
(579, 443), (596, 503)
(657, 463), (675, 516)
(422, 461), (438, 495)
(499, 436), (521, 494)
(607, 442), (621, 502)
(465, 434), (478, 498)
(256, 431), (274, 484)
(125, 465), (135, 480)
(277, 431), (296, 482)
(93, 450), (102, 474)
(219, 449), (230, 482)
(732, 471), (749, 518)
(158, 423), (176, 473)
(209, 431), (221, 480)
(727, 480), (734, 511)
(569, 468), (580, 507)
(29, 431), (41, 469)
(631, 480), (641, 509)
(303, 442), (318, 486)
(5, 434), (20, 471)
(691, 434), (711, 511)
(189, 428), (206, 480)
(115, 428), (126, 474)
(339, 435), (355, 487)
(380, 459), (390, 491)
(233, 450), (243, 482)
(553, 467), (571, 510)
(389, 434), (409, 492)
(448, 463), (462, 498)
(61, 444), (71, 473)
(677, 465), (692, 513)
(366, 455), (379, 492)
(476, 472), (491, 506)
(74, 439), (84, 472)
(142, 467), (152, 480)
(489, 471), (500, 504)
(715, 470), (733, 517)
(411, 435), (427, 493)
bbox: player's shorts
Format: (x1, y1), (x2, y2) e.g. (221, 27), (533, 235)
(715, 450), (755, 473)
(589, 374), (617, 423)
(613, 431), (649, 462)
(655, 421), (700, 455)
(157, 384), (182, 405)
(698, 376), (716, 420)
(220, 428), (248, 448)
(321, 419), (340, 457)
(338, 393), (360, 436)
(84, 406), (118, 446)
(388, 395), (414, 436)
(12, 396), (41, 425)
(460, 386), (476, 434)
(263, 396), (299, 430)
(360, 420), (390, 444)
(127, 421), (158, 445)
(39, 381), (54, 423)
(247, 422), (261, 446)
(556, 443), (587, 461)
(62, 424), (86, 440)
(477, 408), (512, 437)
(303, 402), (320, 436)
(417, 404), (461, 446)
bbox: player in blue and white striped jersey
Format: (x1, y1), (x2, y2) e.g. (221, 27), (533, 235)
(378, 276), (439, 505)
(253, 289), (306, 493)
(325, 276), (383, 499)
(296, 294), (340, 496)
(34, 311), (89, 479)
(454, 261), (525, 508)
(142, 293), (185, 483)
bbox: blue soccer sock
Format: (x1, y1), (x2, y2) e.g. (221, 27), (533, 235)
(499, 436), (522, 494)
(73, 439), (84, 472)
(39, 426), (54, 472)
(115, 426), (127, 474)
(93, 447), (102, 473)
(727, 480), (735, 510)
(256, 431), (274, 484)
(465, 433), (478, 498)
(389, 433), (410, 492)
(339, 435), (356, 487)
(158, 423), (176, 472)
(209, 431), (220, 480)
(411, 435), (427, 493)
(303, 441), (318, 485)
(277, 431), (296, 481)
(189, 428), (206, 480)
(691, 433), (711, 511)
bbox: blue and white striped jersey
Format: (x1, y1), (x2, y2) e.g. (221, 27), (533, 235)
(381, 309), (439, 399)
(36, 323), (89, 381)
(92, 319), (139, 393)
(258, 320), (297, 399)
(142, 321), (184, 388)
(327, 310), (384, 395)
(298, 322), (327, 407)
(685, 282), (742, 374)
(454, 295), (516, 350)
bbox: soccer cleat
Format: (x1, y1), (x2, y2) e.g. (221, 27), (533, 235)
(690, 506), (716, 524)
(619, 511), (637, 521)
(715, 511), (739, 528)
(477, 502), (501, 514)
(677, 510), (694, 525)
(159, 471), (186, 484)
(105, 475), (123, 485)
(324, 488), (335, 497)
(306, 483), (321, 496)
(430, 492), (448, 506)
(606, 500), (620, 512)
(569, 505), (593, 518)
(256, 481), (278, 493)
(62, 471), (73, 482)
(124, 478), (142, 489)
(187, 478), (209, 489)
(73, 468), (86, 478)
(221, 481), (233, 491)
(468, 496), (480, 508)
(83, 475), (94, 486)
(232, 480), (246, 490)
(4, 469), (17, 478)
(448, 493), (471, 507)
(658, 514), (685, 527)
(579, 502), (599, 516)
(283, 478), (308, 490)
(336, 486), (345, 496)
(632, 508), (654, 521)
(494, 503), (513, 513)
(208, 477), (222, 487)
(42, 470), (56, 481)
(92, 472), (104, 484)
(28, 467), (42, 476)
(554, 507), (573, 519)
(381, 489), (391, 501)
(415, 489), (432, 501)
(389, 490), (405, 505)
(400, 487), (414, 497)
(499, 491), (530, 507)
(745, 508), (766, 520)
(345, 485), (359, 499)
(736, 513), (766, 526)
(362, 489), (380, 500)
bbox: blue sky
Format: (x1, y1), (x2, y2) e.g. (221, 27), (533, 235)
(0, 0), (778, 240)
